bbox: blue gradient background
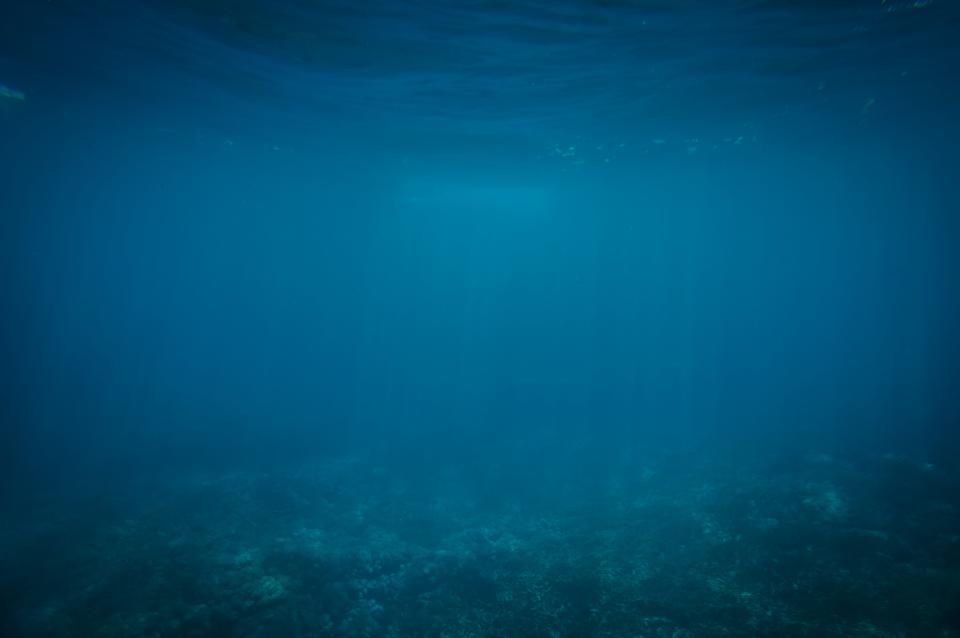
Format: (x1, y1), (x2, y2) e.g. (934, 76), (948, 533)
(1, 0), (957, 487)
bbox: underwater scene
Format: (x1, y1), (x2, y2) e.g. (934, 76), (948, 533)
(1, 1), (959, 636)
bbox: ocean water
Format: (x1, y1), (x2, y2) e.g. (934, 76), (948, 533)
(1, 1), (959, 636)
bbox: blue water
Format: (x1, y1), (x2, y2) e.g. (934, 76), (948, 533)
(1, 1), (959, 636)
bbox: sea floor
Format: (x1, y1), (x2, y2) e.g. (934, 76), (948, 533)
(2, 449), (959, 637)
